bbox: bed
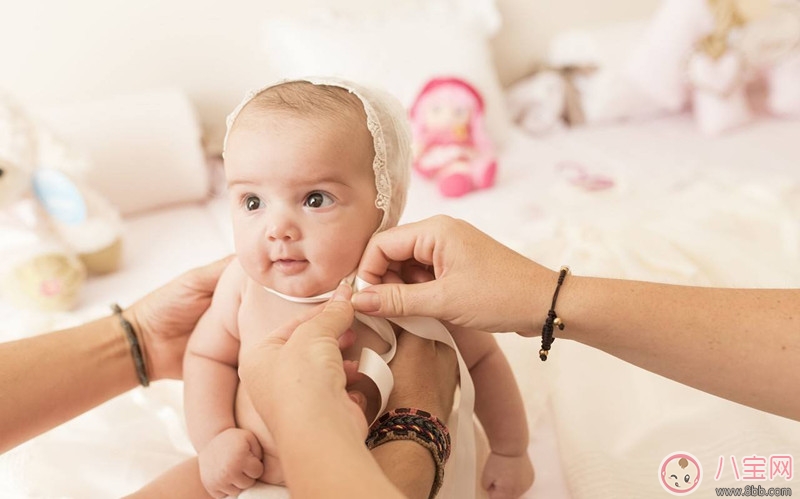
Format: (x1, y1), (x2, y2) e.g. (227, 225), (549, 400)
(2, 0), (800, 497)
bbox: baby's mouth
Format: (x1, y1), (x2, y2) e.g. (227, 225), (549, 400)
(272, 259), (309, 275)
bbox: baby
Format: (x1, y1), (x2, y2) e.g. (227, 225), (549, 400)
(184, 78), (533, 498)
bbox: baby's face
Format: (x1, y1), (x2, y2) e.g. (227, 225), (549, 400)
(225, 110), (381, 297)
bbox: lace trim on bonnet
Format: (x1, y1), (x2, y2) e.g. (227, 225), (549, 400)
(222, 77), (410, 232)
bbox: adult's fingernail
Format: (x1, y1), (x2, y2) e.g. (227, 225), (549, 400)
(351, 291), (380, 312)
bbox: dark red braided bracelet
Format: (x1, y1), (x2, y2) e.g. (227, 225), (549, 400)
(365, 408), (451, 498)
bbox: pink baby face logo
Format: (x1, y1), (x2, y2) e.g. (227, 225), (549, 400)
(660, 452), (702, 495)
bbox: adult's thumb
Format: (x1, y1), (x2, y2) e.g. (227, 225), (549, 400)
(295, 284), (355, 341)
(351, 280), (440, 319)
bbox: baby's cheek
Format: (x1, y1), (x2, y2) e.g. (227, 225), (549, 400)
(319, 246), (361, 281)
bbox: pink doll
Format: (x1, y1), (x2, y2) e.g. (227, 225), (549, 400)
(409, 77), (497, 198)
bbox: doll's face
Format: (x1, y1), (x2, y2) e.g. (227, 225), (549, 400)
(419, 86), (474, 132)
(225, 109), (382, 297)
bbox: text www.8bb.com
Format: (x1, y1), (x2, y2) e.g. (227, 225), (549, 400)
(715, 485), (792, 496)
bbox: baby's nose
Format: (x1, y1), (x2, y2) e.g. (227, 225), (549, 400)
(266, 215), (300, 241)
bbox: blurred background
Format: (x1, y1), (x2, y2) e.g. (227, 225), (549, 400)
(1, 1), (799, 498)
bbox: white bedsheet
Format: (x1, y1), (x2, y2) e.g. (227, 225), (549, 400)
(2, 115), (799, 497)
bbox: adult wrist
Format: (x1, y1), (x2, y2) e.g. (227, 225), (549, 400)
(514, 261), (559, 336)
(386, 388), (449, 424)
(110, 304), (152, 386)
(366, 408), (451, 499)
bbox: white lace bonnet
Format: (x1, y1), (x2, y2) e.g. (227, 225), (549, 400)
(222, 77), (411, 232)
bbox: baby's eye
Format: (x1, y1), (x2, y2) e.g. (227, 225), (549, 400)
(684, 474), (690, 483)
(303, 192), (334, 209)
(244, 195), (262, 211)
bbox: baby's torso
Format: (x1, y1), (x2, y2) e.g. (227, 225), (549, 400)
(234, 278), (390, 483)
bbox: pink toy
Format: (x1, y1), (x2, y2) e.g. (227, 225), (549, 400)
(410, 77), (497, 197)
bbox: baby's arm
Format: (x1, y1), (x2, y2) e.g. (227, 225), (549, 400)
(184, 259), (263, 496)
(451, 325), (534, 499)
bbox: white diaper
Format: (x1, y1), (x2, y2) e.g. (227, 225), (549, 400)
(232, 482), (289, 499)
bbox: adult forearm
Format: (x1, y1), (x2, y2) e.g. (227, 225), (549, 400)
(0, 315), (138, 453)
(558, 276), (800, 420)
(273, 395), (404, 499)
(373, 440), (436, 499)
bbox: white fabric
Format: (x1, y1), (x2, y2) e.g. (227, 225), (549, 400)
(223, 77), (412, 232)
(37, 88), (209, 216)
(260, 0), (511, 146)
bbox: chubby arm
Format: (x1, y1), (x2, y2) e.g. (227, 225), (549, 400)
(451, 326), (529, 457)
(183, 260), (244, 450)
(451, 325), (534, 498)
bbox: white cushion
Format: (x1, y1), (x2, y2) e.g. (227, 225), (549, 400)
(38, 88), (209, 216)
(261, 0), (511, 146)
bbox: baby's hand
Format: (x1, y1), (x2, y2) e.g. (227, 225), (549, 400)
(481, 451), (535, 499)
(198, 428), (264, 498)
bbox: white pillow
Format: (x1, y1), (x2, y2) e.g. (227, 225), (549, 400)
(261, 0), (511, 146)
(547, 20), (666, 124)
(38, 88), (209, 216)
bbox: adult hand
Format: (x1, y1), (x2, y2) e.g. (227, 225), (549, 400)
(127, 255), (233, 381)
(238, 284), (368, 443)
(354, 216), (557, 335)
(369, 254), (458, 419)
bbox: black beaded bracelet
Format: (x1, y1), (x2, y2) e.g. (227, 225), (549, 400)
(111, 303), (149, 387)
(539, 266), (570, 361)
(365, 408), (451, 498)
